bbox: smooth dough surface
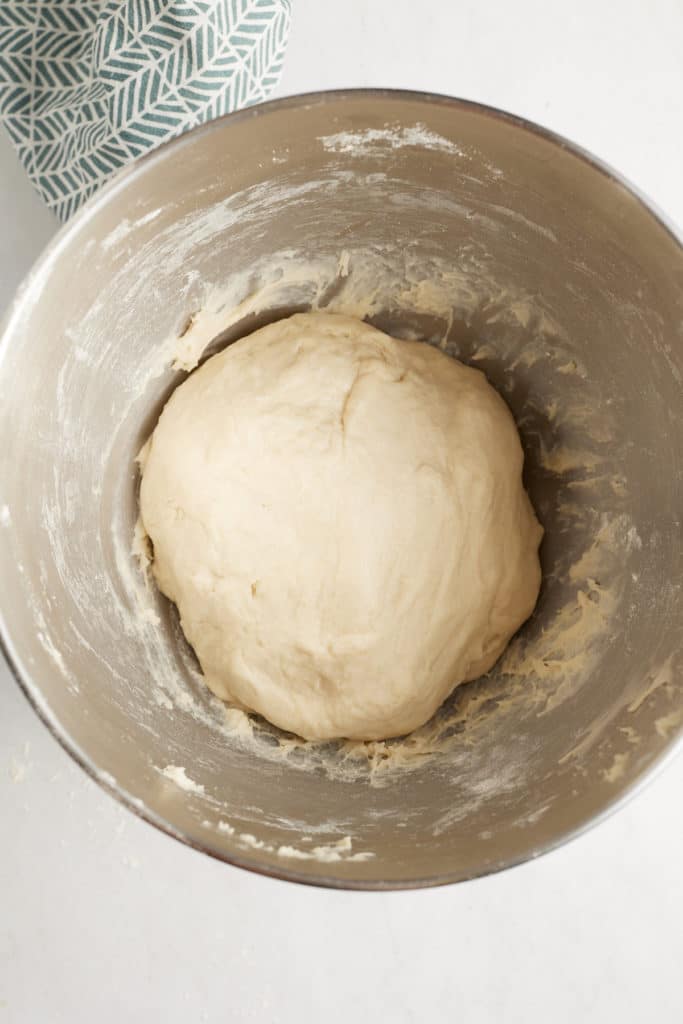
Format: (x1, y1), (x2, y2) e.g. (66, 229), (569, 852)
(140, 312), (542, 740)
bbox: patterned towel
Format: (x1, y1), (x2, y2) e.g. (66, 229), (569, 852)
(0, 1), (292, 221)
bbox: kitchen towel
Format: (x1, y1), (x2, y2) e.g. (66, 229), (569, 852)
(0, 0), (292, 220)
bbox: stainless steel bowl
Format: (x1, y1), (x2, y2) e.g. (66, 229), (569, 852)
(1, 91), (682, 889)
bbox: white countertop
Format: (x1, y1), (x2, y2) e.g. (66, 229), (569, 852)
(1, 2), (682, 1021)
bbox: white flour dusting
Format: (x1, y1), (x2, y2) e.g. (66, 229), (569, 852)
(161, 765), (205, 794)
(319, 123), (465, 157)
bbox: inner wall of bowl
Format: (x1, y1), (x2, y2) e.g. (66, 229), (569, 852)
(1, 96), (682, 885)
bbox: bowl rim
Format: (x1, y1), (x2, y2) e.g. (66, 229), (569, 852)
(1, 87), (682, 891)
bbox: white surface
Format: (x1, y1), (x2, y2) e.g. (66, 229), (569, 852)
(1, 1), (682, 1021)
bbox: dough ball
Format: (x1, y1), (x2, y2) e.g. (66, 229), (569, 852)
(140, 312), (542, 741)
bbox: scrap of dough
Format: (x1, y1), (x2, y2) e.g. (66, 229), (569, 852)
(140, 312), (542, 740)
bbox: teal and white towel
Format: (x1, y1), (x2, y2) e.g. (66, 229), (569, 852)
(0, 1), (292, 220)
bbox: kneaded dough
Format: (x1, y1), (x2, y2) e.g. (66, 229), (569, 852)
(140, 312), (542, 741)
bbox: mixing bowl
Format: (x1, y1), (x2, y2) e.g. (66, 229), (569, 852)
(1, 91), (682, 889)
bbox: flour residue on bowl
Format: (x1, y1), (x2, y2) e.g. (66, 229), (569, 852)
(19, 156), (671, 866)
(160, 764), (205, 794)
(196, 818), (374, 862)
(317, 122), (507, 186)
(319, 123), (466, 158)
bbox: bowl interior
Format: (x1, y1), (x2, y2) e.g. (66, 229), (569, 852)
(1, 93), (682, 887)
